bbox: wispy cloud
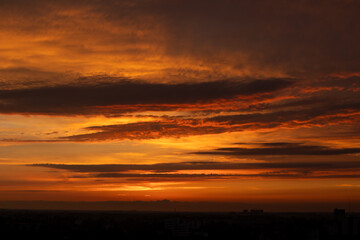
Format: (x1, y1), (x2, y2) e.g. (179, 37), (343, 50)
(193, 142), (360, 156)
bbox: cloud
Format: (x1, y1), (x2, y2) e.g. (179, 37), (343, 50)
(1, 0), (360, 80)
(194, 142), (360, 156)
(207, 103), (360, 126)
(29, 159), (360, 181)
(32, 160), (360, 173)
(153, 0), (360, 76)
(0, 0), (359, 144)
(90, 173), (360, 180)
(0, 68), (78, 89)
(1, 76), (358, 143)
(59, 106), (360, 142)
(59, 120), (231, 141)
(0, 78), (292, 115)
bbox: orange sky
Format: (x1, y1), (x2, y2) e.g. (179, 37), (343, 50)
(0, 0), (360, 211)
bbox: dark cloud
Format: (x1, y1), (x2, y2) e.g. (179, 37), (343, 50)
(29, 160), (360, 181)
(0, 78), (292, 115)
(93, 173), (231, 179)
(194, 142), (360, 156)
(32, 160), (360, 173)
(91, 173), (360, 180)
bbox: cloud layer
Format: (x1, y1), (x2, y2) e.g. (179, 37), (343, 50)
(32, 156), (360, 181)
(194, 142), (360, 156)
(0, 78), (292, 115)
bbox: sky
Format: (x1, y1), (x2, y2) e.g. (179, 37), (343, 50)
(0, 0), (359, 211)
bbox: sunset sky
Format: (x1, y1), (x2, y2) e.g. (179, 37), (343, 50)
(0, 0), (360, 211)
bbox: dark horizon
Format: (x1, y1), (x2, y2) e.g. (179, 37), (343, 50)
(0, 200), (358, 213)
(1, 208), (359, 239)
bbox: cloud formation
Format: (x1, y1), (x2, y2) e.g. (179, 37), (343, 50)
(32, 160), (360, 173)
(60, 103), (360, 142)
(193, 142), (360, 156)
(1, 0), (360, 80)
(31, 159), (360, 181)
(0, 78), (292, 115)
(0, 75), (357, 143)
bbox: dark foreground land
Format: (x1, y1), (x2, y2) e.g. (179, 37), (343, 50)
(0, 209), (359, 240)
